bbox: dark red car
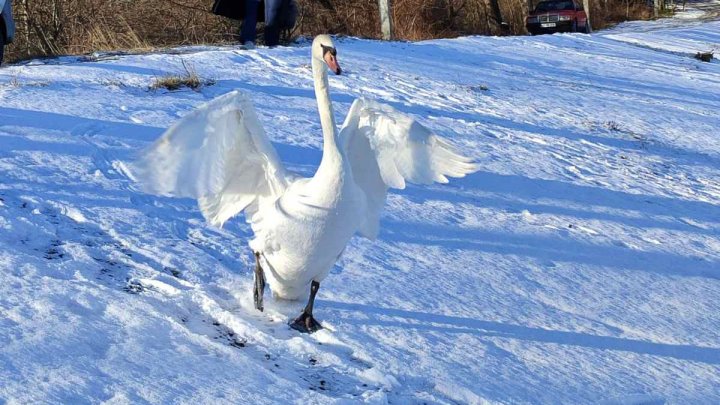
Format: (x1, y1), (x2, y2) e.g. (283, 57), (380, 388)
(526, 0), (590, 35)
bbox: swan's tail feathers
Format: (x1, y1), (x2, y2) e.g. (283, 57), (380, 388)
(129, 90), (288, 227)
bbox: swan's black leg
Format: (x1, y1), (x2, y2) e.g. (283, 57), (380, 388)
(253, 252), (266, 312)
(289, 280), (323, 333)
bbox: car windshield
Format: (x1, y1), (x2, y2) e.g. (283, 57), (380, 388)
(534, 1), (575, 11)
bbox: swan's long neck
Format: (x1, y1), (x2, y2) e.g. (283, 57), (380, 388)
(312, 57), (343, 180)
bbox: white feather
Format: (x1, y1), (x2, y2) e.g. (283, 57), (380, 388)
(130, 91), (287, 227)
(130, 36), (478, 301)
(340, 98), (478, 239)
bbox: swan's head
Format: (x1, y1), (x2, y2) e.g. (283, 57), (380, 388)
(312, 35), (341, 75)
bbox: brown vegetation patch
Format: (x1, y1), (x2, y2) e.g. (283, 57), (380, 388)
(4, 0), (660, 63)
(149, 62), (214, 92)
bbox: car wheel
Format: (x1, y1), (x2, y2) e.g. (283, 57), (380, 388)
(571, 20), (578, 32)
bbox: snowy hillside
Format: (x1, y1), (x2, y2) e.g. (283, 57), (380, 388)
(1, 2), (719, 404)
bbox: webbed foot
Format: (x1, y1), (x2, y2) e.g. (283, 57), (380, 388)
(289, 312), (323, 334)
(289, 280), (323, 333)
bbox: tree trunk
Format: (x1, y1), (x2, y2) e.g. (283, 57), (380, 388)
(20, 0), (30, 56)
(583, 0), (592, 32)
(489, 0), (505, 31)
(378, 0), (393, 40)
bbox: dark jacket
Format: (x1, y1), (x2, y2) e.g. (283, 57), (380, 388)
(1, 0), (15, 43)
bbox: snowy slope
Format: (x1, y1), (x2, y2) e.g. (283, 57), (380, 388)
(1, 3), (719, 404)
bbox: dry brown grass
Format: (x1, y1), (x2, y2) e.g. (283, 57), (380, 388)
(293, 0), (381, 38)
(590, 0), (653, 30)
(150, 74), (203, 91)
(297, 0), (514, 39)
(149, 62), (214, 91)
(4, 0), (657, 63)
(7, 0), (236, 62)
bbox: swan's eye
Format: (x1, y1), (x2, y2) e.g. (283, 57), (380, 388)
(321, 44), (336, 57)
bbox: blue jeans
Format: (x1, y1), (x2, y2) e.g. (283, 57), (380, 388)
(240, 0), (281, 46)
(240, 0), (260, 43)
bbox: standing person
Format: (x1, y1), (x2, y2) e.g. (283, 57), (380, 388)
(0, 0), (16, 66)
(240, 0), (297, 48)
(213, 0), (297, 48)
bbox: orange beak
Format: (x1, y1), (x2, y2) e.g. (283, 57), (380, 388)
(324, 52), (342, 75)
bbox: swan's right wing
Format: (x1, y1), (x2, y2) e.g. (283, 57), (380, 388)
(129, 90), (288, 227)
(340, 98), (478, 239)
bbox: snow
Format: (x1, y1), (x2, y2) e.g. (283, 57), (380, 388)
(1, 2), (720, 403)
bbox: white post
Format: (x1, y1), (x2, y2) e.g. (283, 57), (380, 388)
(378, 0), (394, 40)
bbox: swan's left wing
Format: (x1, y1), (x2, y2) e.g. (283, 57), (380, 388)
(129, 90), (288, 227)
(340, 98), (478, 239)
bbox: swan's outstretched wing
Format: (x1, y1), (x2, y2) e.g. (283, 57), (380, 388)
(340, 98), (478, 239)
(130, 90), (288, 227)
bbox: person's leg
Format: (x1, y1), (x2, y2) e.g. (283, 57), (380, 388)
(263, 0), (281, 47)
(264, 25), (280, 47)
(0, 33), (5, 66)
(0, 17), (6, 66)
(240, 0), (260, 44)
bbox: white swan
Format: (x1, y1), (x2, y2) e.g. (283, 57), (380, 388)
(131, 35), (478, 333)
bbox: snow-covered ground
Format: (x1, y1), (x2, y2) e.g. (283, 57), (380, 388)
(1, 2), (719, 404)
